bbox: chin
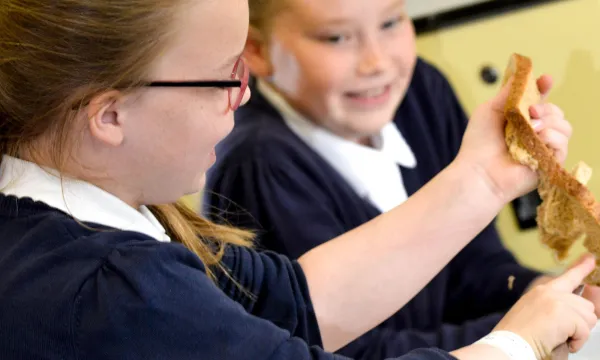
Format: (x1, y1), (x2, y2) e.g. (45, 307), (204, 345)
(175, 172), (207, 200)
(196, 172), (207, 192)
(350, 111), (397, 136)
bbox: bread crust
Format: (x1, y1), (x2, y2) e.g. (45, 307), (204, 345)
(503, 53), (600, 285)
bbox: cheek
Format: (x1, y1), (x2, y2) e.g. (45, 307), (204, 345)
(294, 51), (355, 117)
(160, 104), (232, 180)
(273, 41), (349, 96)
(300, 49), (350, 88)
(270, 42), (303, 93)
(185, 97), (235, 157)
(141, 92), (231, 157)
(194, 112), (234, 149)
(293, 56), (353, 115)
(390, 30), (417, 72)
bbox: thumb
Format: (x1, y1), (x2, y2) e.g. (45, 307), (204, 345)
(537, 74), (554, 101)
(489, 75), (513, 112)
(550, 253), (596, 292)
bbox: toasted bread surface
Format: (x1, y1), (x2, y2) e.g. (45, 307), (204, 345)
(502, 54), (600, 285)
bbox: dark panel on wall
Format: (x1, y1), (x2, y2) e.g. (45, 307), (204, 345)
(414, 0), (569, 35)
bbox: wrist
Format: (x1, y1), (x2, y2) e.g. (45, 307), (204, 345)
(451, 343), (513, 360)
(447, 158), (506, 213)
(475, 331), (539, 360)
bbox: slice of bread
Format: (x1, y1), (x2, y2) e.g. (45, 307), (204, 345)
(502, 53), (600, 285)
(537, 162), (591, 261)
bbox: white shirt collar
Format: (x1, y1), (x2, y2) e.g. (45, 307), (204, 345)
(0, 155), (171, 242)
(257, 80), (417, 213)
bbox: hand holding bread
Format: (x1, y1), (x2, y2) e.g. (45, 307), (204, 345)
(455, 59), (572, 207)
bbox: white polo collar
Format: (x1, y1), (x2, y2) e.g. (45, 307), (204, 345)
(257, 80), (417, 212)
(0, 155), (170, 242)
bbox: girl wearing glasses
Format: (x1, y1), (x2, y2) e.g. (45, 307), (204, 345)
(0, 1), (595, 360)
(204, 0), (600, 357)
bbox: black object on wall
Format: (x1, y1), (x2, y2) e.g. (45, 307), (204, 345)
(510, 189), (543, 230)
(413, 0), (569, 35)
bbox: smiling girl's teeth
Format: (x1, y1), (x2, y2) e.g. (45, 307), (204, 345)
(354, 87), (386, 97)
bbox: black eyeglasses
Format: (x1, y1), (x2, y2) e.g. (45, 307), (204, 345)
(72, 56), (249, 111)
(144, 56), (249, 111)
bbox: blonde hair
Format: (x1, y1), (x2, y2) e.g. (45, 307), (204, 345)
(249, 0), (286, 32)
(0, 0), (253, 281)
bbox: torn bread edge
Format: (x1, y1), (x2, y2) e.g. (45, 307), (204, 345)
(502, 53), (600, 285)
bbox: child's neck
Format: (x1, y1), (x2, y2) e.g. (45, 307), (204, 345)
(356, 136), (374, 148)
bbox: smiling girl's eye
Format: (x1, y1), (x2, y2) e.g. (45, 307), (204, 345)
(316, 32), (353, 45)
(381, 15), (403, 30)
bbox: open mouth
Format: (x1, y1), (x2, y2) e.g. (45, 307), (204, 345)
(344, 84), (392, 106)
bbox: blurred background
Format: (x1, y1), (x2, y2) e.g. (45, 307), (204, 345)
(411, 0), (600, 273)
(183, 0), (600, 274)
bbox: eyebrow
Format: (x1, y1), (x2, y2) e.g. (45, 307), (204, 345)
(315, 0), (405, 26)
(384, 0), (405, 15)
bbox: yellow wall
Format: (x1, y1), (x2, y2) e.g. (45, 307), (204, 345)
(416, 0), (600, 272)
(180, 192), (201, 210)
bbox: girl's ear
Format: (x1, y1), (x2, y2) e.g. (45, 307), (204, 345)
(86, 90), (125, 147)
(244, 26), (273, 78)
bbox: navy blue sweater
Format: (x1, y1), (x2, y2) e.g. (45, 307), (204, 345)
(204, 58), (542, 358)
(0, 194), (455, 360)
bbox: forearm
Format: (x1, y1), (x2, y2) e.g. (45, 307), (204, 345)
(299, 160), (505, 351)
(451, 344), (510, 360)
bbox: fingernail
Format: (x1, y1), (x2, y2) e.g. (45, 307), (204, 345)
(529, 104), (540, 117)
(531, 119), (543, 130)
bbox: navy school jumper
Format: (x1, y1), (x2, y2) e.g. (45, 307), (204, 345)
(0, 194), (456, 360)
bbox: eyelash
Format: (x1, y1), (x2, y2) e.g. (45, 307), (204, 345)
(382, 15), (403, 30)
(319, 34), (350, 45)
(317, 16), (405, 45)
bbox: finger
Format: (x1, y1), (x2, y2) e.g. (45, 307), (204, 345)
(530, 103), (565, 123)
(582, 285), (600, 317)
(566, 297), (596, 354)
(568, 295), (598, 329)
(567, 254), (597, 271)
(542, 114), (572, 139)
(551, 254), (597, 291)
(529, 104), (572, 139)
(537, 74), (554, 101)
(562, 293), (596, 353)
(568, 313), (592, 353)
(537, 129), (568, 162)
